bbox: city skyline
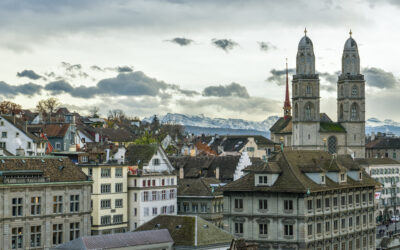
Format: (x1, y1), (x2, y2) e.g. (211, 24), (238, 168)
(0, 0), (399, 121)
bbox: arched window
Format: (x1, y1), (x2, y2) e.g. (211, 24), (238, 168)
(294, 103), (298, 119)
(339, 104), (344, 119)
(327, 136), (337, 154)
(351, 85), (358, 97)
(295, 84), (298, 96)
(340, 85), (344, 97)
(305, 102), (313, 120)
(306, 85), (312, 95)
(351, 103), (359, 120)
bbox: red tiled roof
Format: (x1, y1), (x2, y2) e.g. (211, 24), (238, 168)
(43, 124), (70, 137)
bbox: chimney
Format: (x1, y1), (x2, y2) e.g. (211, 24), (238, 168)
(215, 166), (220, 180)
(16, 147), (25, 156)
(179, 167), (184, 179)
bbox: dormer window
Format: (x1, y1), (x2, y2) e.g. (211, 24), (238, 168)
(258, 175), (268, 186)
(359, 171), (362, 180)
(340, 173), (346, 183)
(321, 174), (325, 184)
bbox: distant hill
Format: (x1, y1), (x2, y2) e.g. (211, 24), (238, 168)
(143, 113), (400, 137)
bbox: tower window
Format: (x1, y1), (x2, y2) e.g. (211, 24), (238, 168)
(351, 86), (358, 97)
(294, 103), (298, 119)
(351, 103), (359, 120)
(306, 85), (312, 94)
(305, 102), (313, 120)
(328, 136), (337, 154)
(340, 85), (344, 97)
(339, 104), (344, 119)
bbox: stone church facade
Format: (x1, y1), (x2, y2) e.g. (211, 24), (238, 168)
(271, 31), (365, 158)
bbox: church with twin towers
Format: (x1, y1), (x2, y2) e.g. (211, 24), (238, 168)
(270, 30), (365, 158)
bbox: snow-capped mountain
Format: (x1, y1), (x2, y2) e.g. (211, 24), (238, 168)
(143, 113), (279, 132)
(143, 114), (400, 136)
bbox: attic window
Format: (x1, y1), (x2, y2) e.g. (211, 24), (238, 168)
(321, 175), (325, 184)
(258, 175), (268, 185)
(340, 173), (346, 182)
(359, 172), (362, 180)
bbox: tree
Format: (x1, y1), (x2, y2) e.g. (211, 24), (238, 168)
(89, 106), (100, 118)
(0, 101), (22, 115)
(134, 131), (157, 144)
(150, 115), (160, 132)
(108, 109), (125, 122)
(36, 97), (60, 116)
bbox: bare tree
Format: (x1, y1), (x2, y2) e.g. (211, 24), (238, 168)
(0, 101), (22, 115)
(36, 97), (61, 121)
(108, 109), (125, 122)
(89, 106), (100, 118)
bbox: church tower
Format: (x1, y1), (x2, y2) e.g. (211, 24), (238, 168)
(283, 59), (291, 119)
(337, 31), (365, 158)
(292, 29), (321, 149)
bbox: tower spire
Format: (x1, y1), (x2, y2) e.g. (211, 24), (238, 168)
(283, 58), (291, 119)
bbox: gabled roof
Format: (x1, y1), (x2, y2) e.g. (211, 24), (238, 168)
(0, 115), (45, 142)
(0, 157), (88, 183)
(366, 138), (400, 149)
(135, 215), (233, 247)
(169, 155), (241, 182)
(355, 157), (400, 166)
(269, 116), (292, 134)
(178, 178), (222, 196)
(54, 229), (173, 249)
(43, 124), (70, 138)
(126, 144), (158, 167)
(243, 158), (281, 174)
(223, 150), (378, 194)
(94, 127), (136, 142)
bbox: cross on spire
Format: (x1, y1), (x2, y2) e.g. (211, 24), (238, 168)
(304, 27), (307, 36)
(349, 29), (352, 37)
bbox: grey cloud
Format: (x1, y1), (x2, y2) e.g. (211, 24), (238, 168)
(212, 39), (238, 52)
(90, 65), (104, 72)
(319, 71), (339, 84)
(267, 68), (295, 86)
(166, 37), (194, 46)
(16, 70), (44, 80)
(116, 66), (134, 73)
(0, 81), (42, 97)
(61, 62), (89, 78)
(362, 67), (398, 89)
(258, 41), (276, 52)
(203, 82), (249, 98)
(43, 71), (194, 98)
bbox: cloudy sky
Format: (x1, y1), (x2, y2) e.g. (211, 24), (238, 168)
(1, 0), (400, 121)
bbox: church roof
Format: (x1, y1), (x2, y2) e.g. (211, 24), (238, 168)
(298, 35), (313, 49)
(344, 37), (358, 50)
(269, 116), (292, 134)
(319, 121), (346, 133)
(223, 150), (378, 194)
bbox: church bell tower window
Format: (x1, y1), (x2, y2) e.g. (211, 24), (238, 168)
(351, 86), (358, 97)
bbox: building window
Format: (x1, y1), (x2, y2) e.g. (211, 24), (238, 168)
(333, 220), (338, 231)
(152, 191), (157, 201)
(88, 168), (93, 176)
(0, 142), (6, 148)
(369, 192), (373, 202)
(369, 213), (373, 224)
(101, 215), (111, 225)
(356, 216), (360, 226)
(356, 238), (360, 248)
(192, 203), (198, 212)
(142, 180), (146, 187)
(316, 199), (322, 209)
(259, 224), (268, 235)
(53, 196), (63, 213)
(325, 198), (330, 208)
(30, 226), (41, 248)
(317, 223), (322, 234)
(153, 158), (160, 165)
(162, 179), (165, 186)
(101, 184), (111, 193)
(113, 215), (123, 224)
(341, 196), (346, 206)
(306, 85), (312, 94)
(284, 225), (293, 236)
(235, 199), (243, 209)
(170, 205), (175, 213)
(201, 203), (207, 213)
(55, 142), (61, 150)
(162, 206), (168, 214)
(351, 103), (359, 120)
(27, 142), (31, 149)
(258, 175), (268, 184)
(12, 198), (23, 216)
(328, 136), (337, 154)
(362, 193), (366, 203)
(259, 199), (268, 210)
(333, 197), (338, 207)
(363, 215), (367, 225)
(115, 183), (123, 193)
(307, 200), (313, 210)
(152, 179), (156, 186)
(30, 197), (41, 215)
(356, 194), (360, 204)
(144, 207), (149, 216)
(341, 218), (346, 229)
(101, 168), (111, 178)
(247, 147), (255, 152)
(170, 189), (175, 199)
(2, 131), (7, 138)
(351, 85), (358, 97)
(340, 173), (345, 182)
(349, 217), (353, 227)
(307, 224), (313, 236)
(162, 190), (166, 200)
(284, 200), (293, 211)
(143, 191), (149, 201)
(101, 199), (111, 209)
(52, 224), (63, 245)
(171, 178), (175, 185)
(235, 223), (243, 234)
(11, 227), (23, 249)
(134, 208), (137, 216)
(349, 195), (353, 205)
(183, 202), (189, 212)
(115, 199), (123, 208)
(152, 207), (158, 215)
(82, 156), (89, 163)
(325, 221), (330, 232)
(69, 223), (79, 241)
(70, 195), (79, 212)
(115, 168), (123, 177)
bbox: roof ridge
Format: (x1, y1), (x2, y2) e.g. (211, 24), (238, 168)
(281, 152), (307, 191)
